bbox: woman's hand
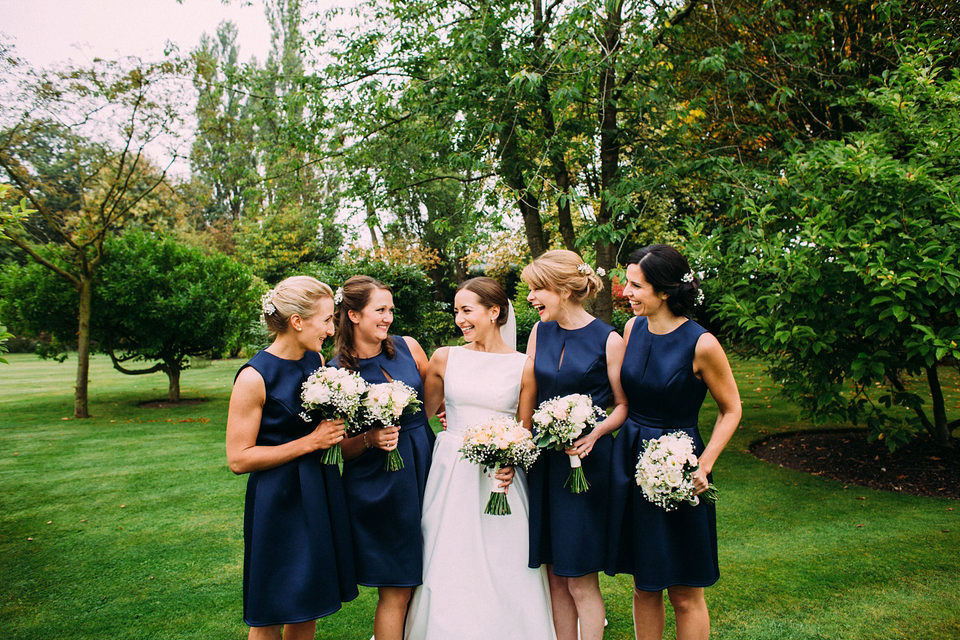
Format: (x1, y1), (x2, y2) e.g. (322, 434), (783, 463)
(691, 464), (710, 496)
(312, 418), (346, 451)
(495, 465), (515, 492)
(436, 408), (448, 430)
(367, 425), (400, 452)
(566, 432), (599, 459)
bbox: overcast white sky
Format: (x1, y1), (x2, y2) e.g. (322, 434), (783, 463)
(1, 0), (274, 69)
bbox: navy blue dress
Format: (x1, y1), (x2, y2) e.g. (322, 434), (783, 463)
(527, 318), (615, 577)
(239, 350), (358, 627)
(606, 317), (719, 590)
(332, 337), (434, 587)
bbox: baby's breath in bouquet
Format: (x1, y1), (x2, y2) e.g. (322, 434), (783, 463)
(635, 431), (718, 511)
(532, 394), (607, 493)
(360, 380), (421, 471)
(300, 366), (368, 464)
(459, 417), (540, 515)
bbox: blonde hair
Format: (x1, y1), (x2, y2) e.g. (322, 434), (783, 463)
(262, 275), (334, 336)
(520, 249), (603, 304)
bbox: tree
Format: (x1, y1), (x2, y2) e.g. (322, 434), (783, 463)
(0, 232), (260, 402)
(0, 57), (186, 417)
(685, 45), (960, 449)
(94, 232), (260, 401)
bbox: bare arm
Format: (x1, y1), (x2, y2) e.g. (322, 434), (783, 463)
(692, 333), (742, 480)
(423, 346), (449, 420)
(225, 367), (346, 474)
(570, 330), (628, 456)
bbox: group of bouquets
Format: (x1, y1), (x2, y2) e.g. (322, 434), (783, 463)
(300, 366), (420, 469)
(458, 417), (540, 515)
(635, 431), (718, 511)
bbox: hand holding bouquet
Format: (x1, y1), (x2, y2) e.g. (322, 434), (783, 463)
(361, 380), (421, 471)
(459, 417), (540, 515)
(532, 394), (607, 493)
(301, 367), (368, 464)
(635, 431), (718, 511)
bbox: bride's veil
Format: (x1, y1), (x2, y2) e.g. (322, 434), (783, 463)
(500, 300), (517, 350)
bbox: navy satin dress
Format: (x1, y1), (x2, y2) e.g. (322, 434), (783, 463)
(332, 336), (434, 587)
(527, 318), (615, 577)
(239, 350), (358, 627)
(606, 317), (720, 590)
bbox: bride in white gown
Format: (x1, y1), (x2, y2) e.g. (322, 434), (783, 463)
(404, 277), (556, 640)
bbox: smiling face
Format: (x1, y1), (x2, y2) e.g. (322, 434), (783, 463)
(622, 263), (666, 318)
(297, 296), (336, 351)
(350, 287), (394, 343)
(526, 286), (567, 322)
(454, 288), (499, 343)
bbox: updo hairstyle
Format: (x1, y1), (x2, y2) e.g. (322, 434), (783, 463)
(457, 277), (510, 328)
(520, 249), (603, 304)
(626, 244), (702, 317)
(334, 275), (397, 371)
(262, 275), (334, 336)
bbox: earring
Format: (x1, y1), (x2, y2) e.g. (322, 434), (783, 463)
(490, 318), (495, 324)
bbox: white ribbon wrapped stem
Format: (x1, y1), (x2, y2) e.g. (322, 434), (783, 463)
(568, 453), (582, 469)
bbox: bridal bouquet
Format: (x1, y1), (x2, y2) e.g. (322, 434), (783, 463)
(360, 380), (421, 471)
(300, 366), (368, 464)
(635, 431), (718, 511)
(459, 417), (540, 515)
(532, 394), (607, 493)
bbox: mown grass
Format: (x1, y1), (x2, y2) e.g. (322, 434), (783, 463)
(0, 353), (957, 639)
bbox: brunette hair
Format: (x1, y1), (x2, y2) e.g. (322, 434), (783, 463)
(457, 277), (509, 327)
(262, 276), (334, 336)
(520, 249), (603, 304)
(626, 244), (701, 317)
(334, 275), (396, 371)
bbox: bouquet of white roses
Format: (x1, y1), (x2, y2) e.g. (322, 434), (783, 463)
(532, 394), (607, 493)
(360, 380), (421, 471)
(300, 366), (368, 464)
(635, 431), (718, 511)
(459, 417), (540, 515)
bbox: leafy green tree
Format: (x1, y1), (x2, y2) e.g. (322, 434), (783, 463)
(0, 57), (185, 417)
(1, 232), (259, 402)
(685, 45), (960, 449)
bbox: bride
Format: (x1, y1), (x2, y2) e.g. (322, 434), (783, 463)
(404, 277), (556, 640)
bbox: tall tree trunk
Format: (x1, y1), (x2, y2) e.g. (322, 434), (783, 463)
(593, 2), (624, 324)
(74, 276), (92, 418)
(926, 365), (949, 445)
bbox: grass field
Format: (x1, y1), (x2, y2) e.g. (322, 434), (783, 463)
(0, 353), (957, 639)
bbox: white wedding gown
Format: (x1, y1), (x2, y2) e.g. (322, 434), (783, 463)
(404, 347), (556, 640)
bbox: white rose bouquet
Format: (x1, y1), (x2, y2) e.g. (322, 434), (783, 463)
(360, 380), (421, 471)
(459, 417), (540, 515)
(300, 366), (369, 464)
(532, 394), (607, 493)
(635, 431), (718, 511)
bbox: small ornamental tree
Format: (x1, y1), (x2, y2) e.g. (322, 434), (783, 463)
(686, 46), (960, 449)
(1, 232), (259, 402)
(93, 232), (259, 401)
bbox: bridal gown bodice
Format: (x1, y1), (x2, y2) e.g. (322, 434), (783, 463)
(404, 347), (556, 640)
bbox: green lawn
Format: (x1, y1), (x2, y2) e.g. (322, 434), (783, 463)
(0, 353), (957, 639)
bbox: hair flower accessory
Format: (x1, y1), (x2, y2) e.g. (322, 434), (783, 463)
(596, 267), (606, 277)
(333, 287), (344, 305)
(681, 271), (696, 284)
(261, 290), (277, 316)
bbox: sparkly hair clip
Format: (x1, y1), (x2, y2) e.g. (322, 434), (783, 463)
(577, 263), (605, 277)
(261, 290), (277, 316)
(333, 287), (344, 305)
(681, 271), (696, 284)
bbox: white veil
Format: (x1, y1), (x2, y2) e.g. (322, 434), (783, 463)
(500, 300), (517, 350)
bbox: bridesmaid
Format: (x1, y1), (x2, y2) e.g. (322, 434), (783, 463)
(522, 250), (628, 640)
(606, 245), (741, 640)
(226, 275), (357, 640)
(332, 275), (434, 640)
